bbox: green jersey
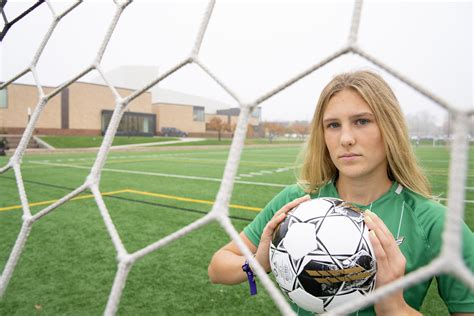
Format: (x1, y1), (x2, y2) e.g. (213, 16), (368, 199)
(243, 181), (474, 315)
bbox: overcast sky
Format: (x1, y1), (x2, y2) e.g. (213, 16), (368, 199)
(0, 0), (472, 123)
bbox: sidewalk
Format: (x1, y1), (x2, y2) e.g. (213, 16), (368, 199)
(3, 138), (301, 156)
(109, 137), (206, 149)
(4, 138), (207, 155)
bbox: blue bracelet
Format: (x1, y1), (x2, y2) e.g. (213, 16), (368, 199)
(242, 259), (257, 296)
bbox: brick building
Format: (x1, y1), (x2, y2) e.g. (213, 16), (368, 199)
(0, 69), (261, 137)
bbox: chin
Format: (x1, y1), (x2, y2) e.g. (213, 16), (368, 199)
(337, 166), (365, 178)
(343, 173), (366, 180)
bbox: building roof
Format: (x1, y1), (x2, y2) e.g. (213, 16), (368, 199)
(85, 65), (233, 114)
(153, 87), (232, 113)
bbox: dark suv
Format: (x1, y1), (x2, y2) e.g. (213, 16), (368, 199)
(161, 127), (188, 137)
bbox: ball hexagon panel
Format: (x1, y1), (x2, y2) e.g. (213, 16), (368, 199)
(283, 222), (318, 260)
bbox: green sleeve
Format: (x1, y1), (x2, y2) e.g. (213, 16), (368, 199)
(426, 206), (474, 313)
(436, 224), (474, 313)
(243, 184), (306, 247)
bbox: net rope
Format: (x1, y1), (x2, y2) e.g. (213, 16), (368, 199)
(0, 0), (472, 315)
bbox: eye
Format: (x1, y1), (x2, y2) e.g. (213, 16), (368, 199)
(326, 122), (340, 129)
(355, 118), (370, 126)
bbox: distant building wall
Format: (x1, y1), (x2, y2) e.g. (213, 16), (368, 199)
(68, 82), (152, 132)
(0, 82), (152, 135)
(0, 82), (260, 136)
(0, 83), (61, 133)
(215, 107), (261, 127)
(154, 103), (205, 134)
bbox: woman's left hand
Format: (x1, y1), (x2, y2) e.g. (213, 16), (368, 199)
(364, 210), (421, 316)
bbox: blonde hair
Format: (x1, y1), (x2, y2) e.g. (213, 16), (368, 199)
(298, 70), (432, 198)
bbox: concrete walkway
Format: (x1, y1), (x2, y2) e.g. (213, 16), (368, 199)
(109, 137), (206, 149)
(3, 137), (208, 155)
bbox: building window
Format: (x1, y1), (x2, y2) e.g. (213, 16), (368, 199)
(193, 106), (204, 121)
(101, 110), (156, 136)
(0, 88), (7, 108)
(251, 107), (261, 120)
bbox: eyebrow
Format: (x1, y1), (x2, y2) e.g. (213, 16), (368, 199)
(323, 112), (374, 124)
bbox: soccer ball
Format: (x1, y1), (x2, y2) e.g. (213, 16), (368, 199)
(269, 197), (376, 313)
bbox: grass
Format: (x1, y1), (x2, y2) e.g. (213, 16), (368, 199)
(38, 135), (304, 149)
(39, 136), (178, 148)
(155, 138), (305, 147)
(0, 144), (472, 315)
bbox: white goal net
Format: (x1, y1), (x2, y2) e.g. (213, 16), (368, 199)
(0, 1), (472, 315)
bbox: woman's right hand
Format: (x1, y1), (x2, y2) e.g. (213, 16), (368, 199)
(208, 194), (311, 285)
(254, 194), (311, 271)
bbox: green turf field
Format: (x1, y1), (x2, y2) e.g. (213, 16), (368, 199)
(0, 144), (472, 315)
(39, 136), (178, 148)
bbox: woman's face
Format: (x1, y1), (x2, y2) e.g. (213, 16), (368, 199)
(323, 89), (388, 181)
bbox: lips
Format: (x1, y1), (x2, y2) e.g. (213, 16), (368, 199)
(338, 153), (361, 162)
(339, 153), (361, 158)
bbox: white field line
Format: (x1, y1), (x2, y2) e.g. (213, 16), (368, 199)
(242, 153), (300, 159)
(239, 165), (294, 178)
(25, 162), (474, 203)
(24, 149), (233, 163)
(436, 197), (474, 204)
(30, 161), (287, 188)
(26, 153), (294, 167)
(239, 174), (253, 178)
(26, 152), (220, 163)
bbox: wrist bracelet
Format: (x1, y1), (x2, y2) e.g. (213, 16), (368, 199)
(242, 257), (257, 296)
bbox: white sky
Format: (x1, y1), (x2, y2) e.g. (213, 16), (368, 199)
(0, 0), (472, 123)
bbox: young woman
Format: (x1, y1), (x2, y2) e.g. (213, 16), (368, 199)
(208, 70), (474, 315)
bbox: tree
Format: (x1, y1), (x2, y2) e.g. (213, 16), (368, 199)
(207, 117), (230, 141)
(247, 124), (255, 138)
(290, 121), (310, 140)
(230, 123), (237, 138)
(406, 111), (442, 139)
(263, 121), (286, 142)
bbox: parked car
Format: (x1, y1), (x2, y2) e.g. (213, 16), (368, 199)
(161, 127), (188, 137)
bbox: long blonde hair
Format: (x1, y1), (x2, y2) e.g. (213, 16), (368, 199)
(298, 70), (432, 198)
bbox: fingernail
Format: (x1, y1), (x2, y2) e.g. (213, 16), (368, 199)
(366, 210), (378, 218)
(395, 236), (405, 246)
(365, 212), (373, 222)
(369, 230), (376, 238)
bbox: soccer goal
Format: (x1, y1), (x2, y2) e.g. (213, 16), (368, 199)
(0, 1), (472, 315)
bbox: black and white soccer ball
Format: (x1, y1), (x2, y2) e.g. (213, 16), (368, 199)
(269, 197), (376, 313)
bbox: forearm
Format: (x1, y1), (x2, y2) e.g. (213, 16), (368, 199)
(374, 296), (422, 316)
(208, 249), (248, 285)
(377, 306), (421, 316)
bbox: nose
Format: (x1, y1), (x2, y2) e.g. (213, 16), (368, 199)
(340, 125), (355, 147)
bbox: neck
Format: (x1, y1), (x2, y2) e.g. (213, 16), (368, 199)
(336, 174), (392, 206)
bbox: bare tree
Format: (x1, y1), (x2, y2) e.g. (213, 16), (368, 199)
(263, 122), (286, 142)
(291, 121), (310, 140)
(207, 117), (230, 141)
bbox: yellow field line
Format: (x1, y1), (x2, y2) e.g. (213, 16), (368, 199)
(0, 189), (262, 213)
(124, 189), (261, 212)
(0, 189), (130, 212)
